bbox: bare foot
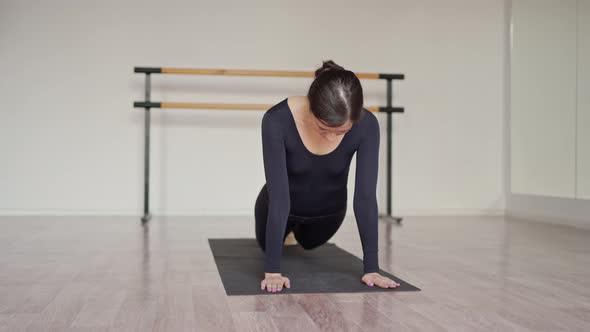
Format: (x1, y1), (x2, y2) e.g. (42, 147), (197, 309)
(283, 231), (298, 246)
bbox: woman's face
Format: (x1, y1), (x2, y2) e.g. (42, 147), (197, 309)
(312, 117), (353, 141)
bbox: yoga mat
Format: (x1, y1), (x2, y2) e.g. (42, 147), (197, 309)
(208, 238), (421, 296)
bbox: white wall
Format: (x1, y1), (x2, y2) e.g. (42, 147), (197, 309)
(510, 0), (578, 198)
(579, 0), (590, 199)
(506, 0), (590, 228)
(0, 0), (508, 217)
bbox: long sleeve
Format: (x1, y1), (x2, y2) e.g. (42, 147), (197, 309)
(261, 112), (291, 273)
(353, 112), (380, 274)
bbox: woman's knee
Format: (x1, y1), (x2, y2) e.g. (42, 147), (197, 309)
(298, 238), (323, 250)
(296, 214), (345, 250)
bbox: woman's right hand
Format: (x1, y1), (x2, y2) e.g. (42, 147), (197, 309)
(261, 272), (291, 293)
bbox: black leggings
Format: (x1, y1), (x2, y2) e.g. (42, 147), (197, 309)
(255, 183), (347, 251)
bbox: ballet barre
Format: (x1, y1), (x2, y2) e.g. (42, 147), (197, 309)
(133, 66), (405, 224)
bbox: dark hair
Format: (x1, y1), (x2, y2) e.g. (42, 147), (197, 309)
(307, 60), (364, 127)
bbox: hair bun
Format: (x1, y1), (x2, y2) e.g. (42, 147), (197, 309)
(314, 60), (345, 78)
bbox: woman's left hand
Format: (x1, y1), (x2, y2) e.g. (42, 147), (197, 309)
(361, 272), (400, 288)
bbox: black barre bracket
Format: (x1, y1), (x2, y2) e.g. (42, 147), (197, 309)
(134, 102), (161, 108)
(378, 107), (404, 113)
(378, 73), (405, 80)
(134, 67), (162, 74)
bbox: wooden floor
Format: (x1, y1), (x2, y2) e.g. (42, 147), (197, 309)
(0, 215), (589, 332)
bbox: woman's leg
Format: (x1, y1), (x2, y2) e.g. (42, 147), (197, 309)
(254, 183), (293, 251)
(292, 205), (347, 250)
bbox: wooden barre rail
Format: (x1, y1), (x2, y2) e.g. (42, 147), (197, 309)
(134, 67), (404, 80)
(133, 101), (404, 113)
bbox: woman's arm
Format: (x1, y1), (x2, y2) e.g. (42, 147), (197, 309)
(353, 111), (380, 274)
(261, 111), (291, 273)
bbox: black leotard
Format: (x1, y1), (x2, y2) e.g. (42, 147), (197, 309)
(261, 97), (380, 274)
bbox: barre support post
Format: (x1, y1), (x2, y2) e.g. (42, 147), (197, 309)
(381, 78), (403, 224)
(141, 73), (152, 223)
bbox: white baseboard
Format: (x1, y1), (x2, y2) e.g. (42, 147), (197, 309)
(506, 193), (590, 229)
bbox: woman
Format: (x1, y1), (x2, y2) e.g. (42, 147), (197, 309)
(255, 60), (400, 293)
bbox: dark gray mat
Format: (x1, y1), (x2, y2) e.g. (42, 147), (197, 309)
(208, 238), (421, 295)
